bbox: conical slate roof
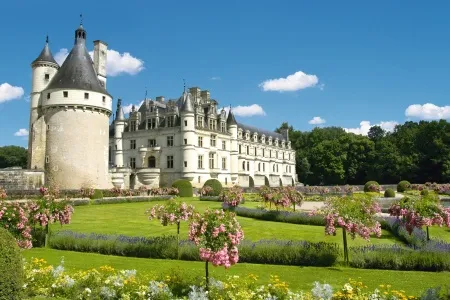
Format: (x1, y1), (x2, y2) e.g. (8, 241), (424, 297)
(227, 109), (237, 126)
(46, 26), (110, 96)
(32, 41), (58, 65)
(181, 92), (194, 112)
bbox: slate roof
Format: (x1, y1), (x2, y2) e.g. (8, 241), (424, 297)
(237, 122), (284, 140)
(32, 41), (58, 65)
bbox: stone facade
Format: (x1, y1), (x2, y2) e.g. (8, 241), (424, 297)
(0, 169), (45, 191)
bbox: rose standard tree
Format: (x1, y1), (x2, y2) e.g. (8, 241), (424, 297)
(388, 195), (450, 241)
(189, 209), (244, 290)
(314, 195), (382, 264)
(146, 199), (194, 258)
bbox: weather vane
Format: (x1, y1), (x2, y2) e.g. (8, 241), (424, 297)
(80, 14), (83, 25)
(144, 87), (148, 100)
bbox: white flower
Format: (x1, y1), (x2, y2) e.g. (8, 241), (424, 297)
(84, 288), (91, 294)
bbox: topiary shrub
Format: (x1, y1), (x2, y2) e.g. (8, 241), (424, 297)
(421, 189), (430, 196)
(397, 180), (411, 193)
(90, 189), (103, 200)
(203, 179), (223, 196)
(384, 188), (396, 198)
(0, 227), (23, 300)
(364, 181), (380, 193)
(172, 179), (193, 197)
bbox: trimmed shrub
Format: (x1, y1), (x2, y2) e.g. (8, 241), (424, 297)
(384, 188), (396, 198)
(364, 181), (380, 193)
(90, 189), (103, 199)
(0, 228), (23, 300)
(203, 179), (223, 196)
(397, 180), (411, 193)
(235, 207), (325, 226)
(172, 179), (193, 197)
(421, 189), (430, 196)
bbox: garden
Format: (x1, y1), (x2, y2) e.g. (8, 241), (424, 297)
(1, 179), (450, 299)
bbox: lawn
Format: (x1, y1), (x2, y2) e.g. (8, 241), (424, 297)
(50, 198), (400, 247)
(429, 225), (450, 243)
(23, 248), (449, 296)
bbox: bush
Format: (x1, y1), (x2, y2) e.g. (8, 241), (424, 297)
(421, 189), (430, 196)
(203, 179), (223, 196)
(364, 181), (380, 193)
(397, 180), (411, 193)
(172, 179), (193, 197)
(235, 207), (325, 226)
(90, 189), (103, 199)
(384, 188), (396, 198)
(0, 228), (23, 300)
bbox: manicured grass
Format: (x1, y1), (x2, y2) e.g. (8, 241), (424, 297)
(429, 226), (450, 242)
(23, 248), (449, 296)
(52, 198), (399, 247)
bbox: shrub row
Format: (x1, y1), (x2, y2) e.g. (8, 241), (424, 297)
(349, 244), (450, 272)
(198, 196), (221, 202)
(67, 196), (174, 206)
(172, 179), (193, 197)
(49, 231), (339, 267)
(234, 207), (325, 226)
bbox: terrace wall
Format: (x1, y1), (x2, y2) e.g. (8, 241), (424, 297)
(0, 168), (44, 191)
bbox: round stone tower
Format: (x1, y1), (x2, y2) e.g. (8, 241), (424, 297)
(180, 91), (196, 182)
(227, 109), (238, 184)
(28, 37), (59, 169)
(42, 24), (112, 189)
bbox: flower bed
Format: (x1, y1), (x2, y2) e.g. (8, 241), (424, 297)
(198, 196), (221, 201)
(48, 230), (339, 267)
(21, 258), (436, 299)
(234, 206), (326, 226)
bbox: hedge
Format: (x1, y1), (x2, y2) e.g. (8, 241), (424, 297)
(203, 179), (223, 196)
(397, 181), (411, 193)
(172, 179), (193, 197)
(0, 228), (23, 300)
(364, 181), (380, 193)
(384, 188), (396, 198)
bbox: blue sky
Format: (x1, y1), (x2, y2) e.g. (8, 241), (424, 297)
(1, 0), (450, 146)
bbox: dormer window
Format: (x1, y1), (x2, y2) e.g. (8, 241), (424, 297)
(253, 134), (258, 142)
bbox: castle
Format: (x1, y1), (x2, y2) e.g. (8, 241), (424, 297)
(28, 22), (297, 190)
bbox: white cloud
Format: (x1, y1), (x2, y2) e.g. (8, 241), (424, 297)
(0, 83), (24, 103)
(259, 71), (319, 92)
(405, 103), (450, 120)
(308, 116), (326, 125)
(210, 76), (221, 80)
(344, 121), (399, 136)
(221, 104), (266, 117)
(14, 128), (29, 137)
(55, 48), (144, 77)
(123, 101), (144, 114)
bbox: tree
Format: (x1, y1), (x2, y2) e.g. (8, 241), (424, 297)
(0, 146), (27, 169)
(368, 125), (385, 142)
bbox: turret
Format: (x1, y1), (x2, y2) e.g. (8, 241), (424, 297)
(114, 99), (126, 167)
(180, 91), (196, 183)
(227, 109), (239, 181)
(28, 36), (59, 169)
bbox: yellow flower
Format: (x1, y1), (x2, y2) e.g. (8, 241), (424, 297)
(379, 284), (385, 288)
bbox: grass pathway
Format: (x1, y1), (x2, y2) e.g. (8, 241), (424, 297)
(23, 248), (449, 296)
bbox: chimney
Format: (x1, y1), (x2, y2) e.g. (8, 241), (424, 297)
(189, 87), (201, 103)
(281, 128), (289, 140)
(201, 90), (210, 101)
(155, 96), (165, 103)
(93, 40), (108, 88)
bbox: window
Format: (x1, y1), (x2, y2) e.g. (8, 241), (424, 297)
(45, 74), (50, 80)
(255, 147), (257, 156)
(47, 93), (50, 99)
(198, 155), (203, 169)
(258, 163), (261, 172)
(198, 136), (203, 147)
(167, 116), (175, 127)
(242, 161), (246, 171)
(148, 156), (156, 168)
(147, 118), (156, 129)
(277, 164), (279, 172)
(263, 163), (265, 172)
(221, 122), (226, 133)
(273, 164), (276, 172)
(198, 176), (201, 183)
(197, 116), (203, 127)
(45, 156), (49, 163)
(147, 139), (156, 147)
(263, 149), (265, 157)
(239, 145), (242, 153)
(270, 150), (272, 157)
(63, 91), (68, 98)
(184, 120), (187, 126)
(167, 136), (173, 147)
(247, 161), (250, 171)
(84, 93), (89, 99)
(210, 135), (216, 147)
(184, 139), (187, 145)
(130, 121), (136, 132)
(222, 141), (226, 150)
(130, 157), (136, 169)
(167, 156), (174, 168)
(130, 140), (136, 149)
(225, 177), (228, 185)
(222, 157), (227, 170)
(102, 96), (106, 103)
(184, 161), (187, 167)
(283, 152), (285, 160)
(246, 146), (249, 155)
(209, 119), (216, 130)
(209, 153), (215, 169)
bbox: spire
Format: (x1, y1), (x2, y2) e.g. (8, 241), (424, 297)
(180, 91), (194, 113)
(74, 15), (86, 45)
(227, 106), (237, 126)
(32, 35), (58, 65)
(116, 99), (125, 121)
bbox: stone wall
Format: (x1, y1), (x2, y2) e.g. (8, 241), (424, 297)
(0, 168), (45, 190)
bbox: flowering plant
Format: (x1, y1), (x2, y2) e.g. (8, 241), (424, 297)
(0, 201), (32, 248)
(79, 187), (94, 199)
(313, 195), (382, 264)
(189, 209), (244, 289)
(219, 186), (244, 207)
(110, 186), (122, 197)
(0, 187), (7, 199)
(200, 186), (214, 196)
(283, 186), (304, 211)
(388, 195), (450, 240)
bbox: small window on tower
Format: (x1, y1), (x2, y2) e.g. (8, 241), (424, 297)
(184, 120), (187, 126)
(44, 74), (50, 80)
(63, 91), (68, 98)
(45, 156), (49, 163)
(84, 93), (89, 99)
(47, 93), (51, 100)
(102, 96), (106, 102)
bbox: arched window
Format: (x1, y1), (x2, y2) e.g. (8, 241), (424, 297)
(148, 156), (156, 168)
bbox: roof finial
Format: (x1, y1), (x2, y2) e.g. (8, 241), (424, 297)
(80, 13), (83, 26)
(183, 79), (186, 93)
(144, 87), (148, 100)
(46, 34), (49, 44)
